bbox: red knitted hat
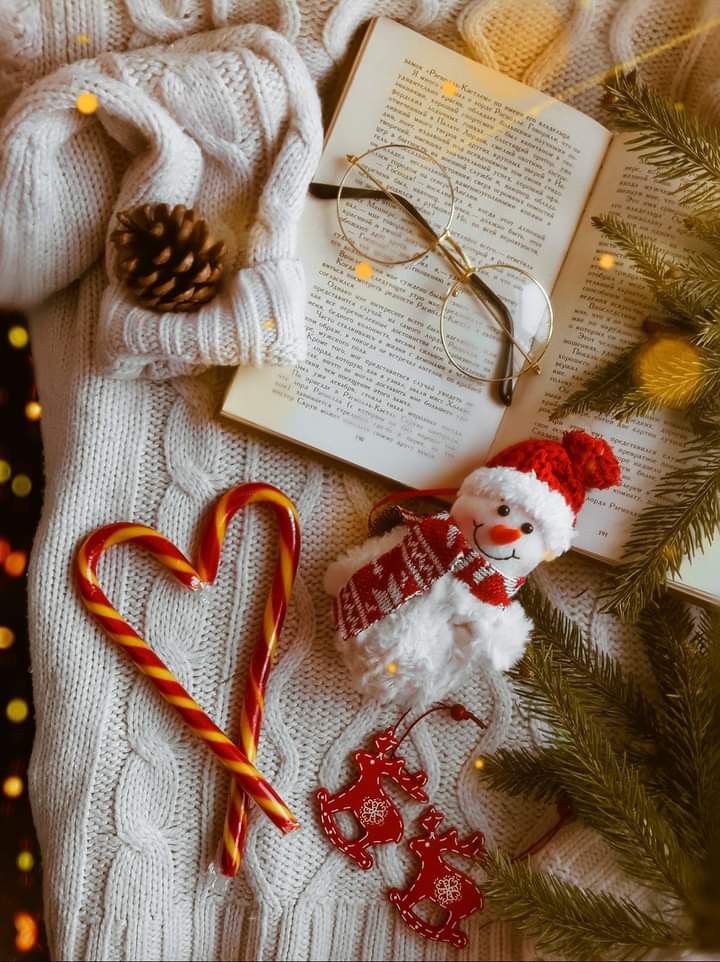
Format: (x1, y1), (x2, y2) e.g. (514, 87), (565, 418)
(457, 431), (621, 555)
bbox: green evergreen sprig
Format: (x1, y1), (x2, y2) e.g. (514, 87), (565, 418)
(636, 597), (715, 859)
(604, 70), (720, 213)
(480, 745), (564, 804)
(480, 589), (717, 959)
(687, 215), (720, 250)
(604, 431), (720, 620)
(515, 643), (693, 901)
(521, 585), (657, 743)
(484, 852), (681, 961)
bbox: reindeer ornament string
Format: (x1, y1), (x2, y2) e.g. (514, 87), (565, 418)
(317, 703), (489, 947)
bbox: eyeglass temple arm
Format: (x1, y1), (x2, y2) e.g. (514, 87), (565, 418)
(309, 182), (437, 237)
(309, 182), (514, 406)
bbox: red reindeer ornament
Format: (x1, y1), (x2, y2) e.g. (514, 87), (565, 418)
(388, 806), (485, 948)
(318, 703), (575, 949)
(316, 726), (428, 869)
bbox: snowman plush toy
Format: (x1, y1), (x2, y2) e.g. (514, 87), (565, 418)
(324, 431), (621, 706)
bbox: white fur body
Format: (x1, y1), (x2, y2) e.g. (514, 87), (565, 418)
(324, 526), (533, 706)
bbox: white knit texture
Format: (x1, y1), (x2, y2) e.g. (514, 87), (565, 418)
(1, 2), (718, 961)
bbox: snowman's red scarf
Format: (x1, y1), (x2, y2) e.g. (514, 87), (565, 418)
(334, 510), (525, 640)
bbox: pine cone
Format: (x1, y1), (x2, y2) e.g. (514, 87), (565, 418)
(111, 203), (226, 313)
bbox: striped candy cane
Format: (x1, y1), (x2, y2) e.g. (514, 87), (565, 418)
(76, 497), (300, 837)
(196, 485), (301, 877)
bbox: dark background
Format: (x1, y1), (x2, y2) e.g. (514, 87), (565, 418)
(0, 312), (49, 959)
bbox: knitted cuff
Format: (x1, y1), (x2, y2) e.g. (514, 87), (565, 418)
(98, 257), (308, 379)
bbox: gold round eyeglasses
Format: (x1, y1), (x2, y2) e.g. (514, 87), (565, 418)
(310, 143), (554, 407)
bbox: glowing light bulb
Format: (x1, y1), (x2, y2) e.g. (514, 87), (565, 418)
(598, 252), (616, 270)
(386, 662), (398, 674)
(8, 325), (28, 349)
(0, 460), (11, 483)
(11, 474), (32, 497)
(473, 757), (485, 770)
(0, 626), (15, 649)
(3, 775), (24, 798)
(25, 401), (42, 421)
(0, 538), (10, 562)
(6, 698), (29, 723)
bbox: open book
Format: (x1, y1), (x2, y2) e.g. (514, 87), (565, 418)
(223, 17), (719, 606)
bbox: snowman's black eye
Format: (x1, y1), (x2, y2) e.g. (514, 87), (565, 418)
(497, 505), (510, 517)
(521, 522), (534, 534)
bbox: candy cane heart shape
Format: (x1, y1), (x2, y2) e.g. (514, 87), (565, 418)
(76, 500), (299, 836)
(194, 484), (301, 877)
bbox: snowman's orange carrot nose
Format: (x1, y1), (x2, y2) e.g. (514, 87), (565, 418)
(489, 524), (522, 545)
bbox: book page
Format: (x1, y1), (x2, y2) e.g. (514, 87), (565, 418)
(224, 17), (610, 488)
(495, 134), (719, 603)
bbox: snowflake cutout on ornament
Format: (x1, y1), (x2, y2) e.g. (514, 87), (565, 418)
(358, 796), (389, 826)
(434, 874), (463, 906)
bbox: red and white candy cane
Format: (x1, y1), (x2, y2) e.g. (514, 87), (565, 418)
(195, 485), (301, 877)
(76, 484), (301, 839)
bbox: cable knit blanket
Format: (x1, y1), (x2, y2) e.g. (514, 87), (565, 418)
(1, 2), (719, 960)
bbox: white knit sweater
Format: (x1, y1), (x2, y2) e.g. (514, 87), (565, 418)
(1, 2), (719, 960)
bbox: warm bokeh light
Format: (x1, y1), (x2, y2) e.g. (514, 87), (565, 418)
(386, 662), (398, 674)
(3, 775), (24, 798)
(16, 850), (35, 872)
(0, 626), (16, 649)
(5, 550), (28, 577)
(76, 32), (90, 44)
(598, 252), (616, 270)
(76, 91), (99, 115)
(6, 698), (29, 724)
(441, 79), (458, 97)
(634, 335), (705, 407)
(0, 459), (10, 482)
(14, 912), (39, 953)
(11, 474), (32, 498)
(474, 757), (485, 770)
(11, 474), (32, 497)
(355, 261), (374, 281)
(24, 401), (42, 421)
(7, 325), (29, 349)
(0, 537), (10, 562)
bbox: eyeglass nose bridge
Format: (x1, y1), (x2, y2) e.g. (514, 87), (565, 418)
(432, 229), (478, 284)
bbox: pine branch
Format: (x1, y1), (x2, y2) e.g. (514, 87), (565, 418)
(517, 643), (694, 902)
(686, 215), (720, 250)
(636, 597), (714, 860)
(605, 72), (720, 214)
(593, 214), (717, 329)
(690, 619), (720, 950)
(593, 213), (670, 288)
(604, 432), (720, 620)
(484, 852), (681, 961)
(480, 746), (564, 805)
(521, 584), (657, 744)
(552, 347), (636, 421)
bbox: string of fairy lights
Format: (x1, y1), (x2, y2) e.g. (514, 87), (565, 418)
(1, 313), (47, 960)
